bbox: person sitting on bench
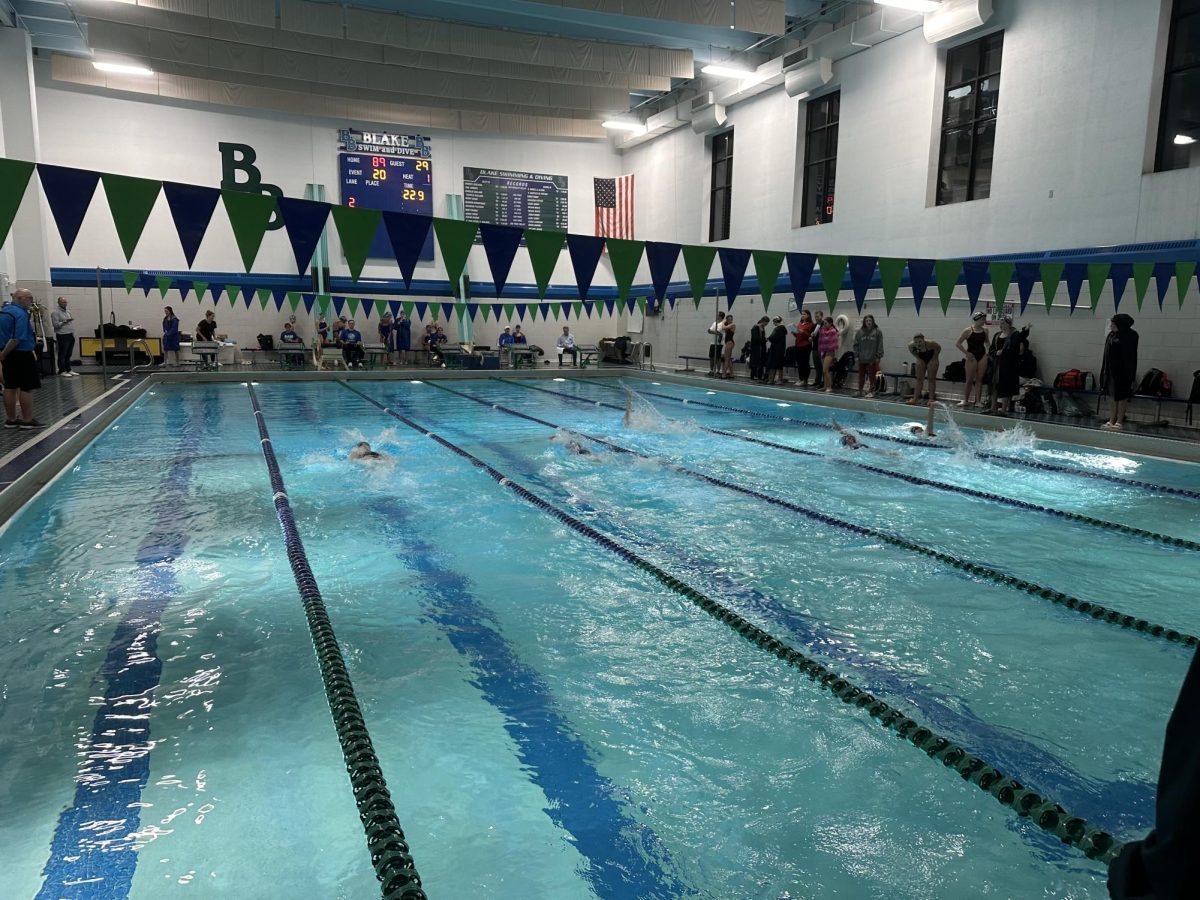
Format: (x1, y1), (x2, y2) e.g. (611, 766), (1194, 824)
(340, 319), (365, 369)
(280, 322), (302, 345)
(556, 326), (577, 366)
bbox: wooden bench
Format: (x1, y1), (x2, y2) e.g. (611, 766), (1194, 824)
(678, 355), (711, 372)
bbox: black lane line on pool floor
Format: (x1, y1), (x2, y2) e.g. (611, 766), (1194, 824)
(500, 378), (1200, 553)
(478, 381), (1196, 649)
(246, 386), (426, 900)
(337, 379), (1124, 866)
(565, 377), (1200, 502)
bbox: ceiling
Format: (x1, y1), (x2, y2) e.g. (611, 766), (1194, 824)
(8, 0), (887, 138)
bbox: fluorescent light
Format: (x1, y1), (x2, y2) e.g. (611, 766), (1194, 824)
(93, 61), (155, 76)
(601, 119), (645, 134)
(701, 63), (753, 78)
(875, 0), (942, 12)
(1175, 134), (1197, 145)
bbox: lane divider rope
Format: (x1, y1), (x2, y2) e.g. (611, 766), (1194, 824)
(338, 379), (1125, 865)
(499, 379), (1200, 552)
(467, 381), (1198, 648)
(246, 386), (427, 900)
(561, 377), (1200, 502)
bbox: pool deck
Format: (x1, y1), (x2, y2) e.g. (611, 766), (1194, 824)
(3, 363), (1199, 525)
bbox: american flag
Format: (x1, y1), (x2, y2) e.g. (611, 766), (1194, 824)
(594, 174), (634, 239)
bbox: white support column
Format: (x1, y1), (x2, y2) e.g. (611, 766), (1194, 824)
(0, 26), (50, 294)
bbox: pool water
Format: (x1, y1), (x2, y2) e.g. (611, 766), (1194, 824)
(1, 376), (1195, 899)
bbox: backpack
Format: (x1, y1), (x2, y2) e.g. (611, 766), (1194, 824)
(1020, 384), (1058, 416)
(943, 359), (966, 382)
(1053, 369), (1094, 391)
(1138, 368), (1172, 397)
(257, 333), (275, 351)
(873, 371), (888, 395)
(831, 351), (855, 388)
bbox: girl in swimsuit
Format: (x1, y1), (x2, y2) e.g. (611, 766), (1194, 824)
(721, 316), (736, 379)
(954, 312), (990, 408)
(906, 333), (941, 406)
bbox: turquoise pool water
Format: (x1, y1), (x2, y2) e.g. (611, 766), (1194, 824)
(0, 377), (1195, 899)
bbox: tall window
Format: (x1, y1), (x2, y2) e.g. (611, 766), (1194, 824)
(709, 130), (733, 242)
(937, 32), (1003, 205)
(800, 92), (840, 226)
(1157, 0), (1200, 171)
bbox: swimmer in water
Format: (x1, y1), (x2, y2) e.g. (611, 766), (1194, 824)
(907, 401), (938, 438)
(832, 416), (866, 450)
(548, 434), (593, 455)
(349, 441), (385, 461)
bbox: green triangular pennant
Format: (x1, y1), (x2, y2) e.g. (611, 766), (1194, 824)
(878, 258), (906, 314)
(1176, 261), (1196, 307)
(1087, 263), (1111, 312)
(402, 301), (414, 318)
(122, 270), (139, 293)
(376, 300), (389, 316)
(480, 303), (491, 322)
(752, 249), (785, 307)
(101, 174), (161, 263)
(433, 218), (478, 289)
(289, 293), (302, 312)
(156, 275), (173, 298)
(504, 304), (514, 322)
(636, 296), (646, 315)
(221, 190), (277, 272)
(989, 261), (1015, 305)
(818, 255), (848, 311)
(551, 304), (560, 320)
(1040, 262), (1065, 312)
(317, 294), (331, 314)
(331, 204), (382, 282)
(347, 297), (360, 316)
(606, 238), (645, 303)
(681, 245), (717, 305)
(573, 301), (583, 319)
(257, 289), (271, 309)
(1132, 262), (1153, 310)
(0, 159), (36, 249)
(192, 281), (207, 303)
(524, 229), (566, 299)
(935, 260), (962, 314)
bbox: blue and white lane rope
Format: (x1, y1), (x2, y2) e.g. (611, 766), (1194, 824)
(503, 378), (1200, 551)
(452, 381), (1197, 648)
(338, 380), (1125, 865)
(246, 385), (425, 900)
(559, 377), (1200, 502)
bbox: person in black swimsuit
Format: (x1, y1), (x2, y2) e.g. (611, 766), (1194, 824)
(954, 312), (990, 408)
(721, 316), (736, 379)
(906, 334), (941, 407)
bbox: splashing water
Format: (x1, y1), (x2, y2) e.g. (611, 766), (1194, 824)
(977, 421), (1038, 452)
(620, 384), (701, 434)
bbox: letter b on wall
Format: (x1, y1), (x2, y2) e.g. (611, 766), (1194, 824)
(219, 142), (283, 230)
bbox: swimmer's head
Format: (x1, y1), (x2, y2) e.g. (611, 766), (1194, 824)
(357, 441), (370, 449)
(972, 311), (986, 323)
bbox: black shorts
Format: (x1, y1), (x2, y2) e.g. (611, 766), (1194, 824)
(2, 350), (41, 392)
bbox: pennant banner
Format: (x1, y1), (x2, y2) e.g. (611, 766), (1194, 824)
(752, 249), (785, 309)
(908, 258), (935, 314)
(0, 159), (35, 249)
(102, 173), (161, 263)
(645, 241), (682, 303)
(39, 164), (101, 254)
(567, 233), (606, 300)
(433, 218), (478, 290)
(1063, 262), (1087, 313)
(277, 197), (330, 275)
(222, 189), (276, 272)
(818, 255), (848, 311)
(682, 245), (717, 307)
(479, 223), (524, 298)
(383, 212), (433, 289)
(607, 238), (645, 303)
(878, 258), (906, 314)
(717, 247), (751, 307)
(962, 260), (989, 312)
(163, 181), (220, 268)
(785, 252), (817, 309)
(934, 259), (961, 314)
(847, 255), (877, 313)
(331, 204), (382, 282)
(1014, 262), (1040, 314)
(524, 229), (566, 300)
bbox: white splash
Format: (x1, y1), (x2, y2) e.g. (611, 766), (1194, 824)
(621, 384), (700, 433)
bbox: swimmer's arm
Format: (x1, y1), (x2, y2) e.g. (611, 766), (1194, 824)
(954, 328), (970, 355)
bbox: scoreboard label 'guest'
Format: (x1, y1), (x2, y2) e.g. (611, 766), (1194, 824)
(338, 126), (435, 261)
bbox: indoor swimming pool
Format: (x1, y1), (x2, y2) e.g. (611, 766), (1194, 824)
(1, 375), (1196, 899)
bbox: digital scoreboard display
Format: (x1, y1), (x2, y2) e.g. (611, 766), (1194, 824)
(339, 153), (434, 260)
(463, 167), (568, 236)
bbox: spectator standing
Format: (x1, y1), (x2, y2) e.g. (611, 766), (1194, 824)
(720, 316), (736, 379)
(317, 314), (331, 345)
(810, 310), (826, 388)
(707, 312), (728, 376)
(748, 316), (769, 382)
(817, 316), (841, 393)
(988, 317), (1029, 415)
(378, 313), (394, 364)
(395, 313), (412, 364)
(794, 310), (815, 386)
(765, 315), (789, 385)
(195, 310), (218, 368)
(954, 312), (990, 408)
(0, 289), (46, 428)
(853, 315), (884, 398)
(1101, 313), (1139, 430)
(51, 296), (76, 377)
(161, 306), (181, 367)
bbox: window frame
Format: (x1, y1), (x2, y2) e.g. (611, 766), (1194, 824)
(800, 91), (840, 227)
(1155, 0), (1200, 171)
(708, 129), (734, 242)
(936, 31), (1004, 206)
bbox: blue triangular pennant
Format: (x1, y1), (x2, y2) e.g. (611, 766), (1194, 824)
(176, 279), (192, 303)
(567, 233), (605, 299)
(479, 223), (523, 298)
(389, 301), (402, 318)
(1153, 262), (1173, 309)
(1064, 262), (1087, 313)
(583, 300), (595, 318)
(962, 260), (989, 312)
(717, 247), (751, 307)
(243, 287), (254, 308)
(538, 302), (550, 319)
(785, 252), (817, 309)
(644, 241), (682, 303)
(162, 181), (221, 268)
(1109, 263), (1132, 311)
(208, 283), (224, 304)
(847, 255), (878, 313)
(1014, 262), (1040, 313)
(273, 292), (286, 310)
(907, 259), (935, 314)
(514, 303), (527, 320)
(277, 196), (330, 274)
(604, 298), (616, 316)
(303, 294), (316, 313)
(139, 272), (155, 297)
(414, 301), (428, 320)
(37, 164), (101, 254)
(272, 287), (288, 308)
(332, 295), (345, 316)
(466, 303), (478, 321)
(382, 212), (432, 289)
(441, 302), (455, 320)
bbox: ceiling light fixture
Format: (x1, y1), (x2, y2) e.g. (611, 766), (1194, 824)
(93, 61), (155, 76)
(701, 63), (753, 78)
(601, 119), (645, 133)
(1174, 134), (1196, 146)
(875, 0), (943, 12)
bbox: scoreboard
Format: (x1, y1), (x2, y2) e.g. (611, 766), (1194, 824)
(463, 167), (568, 235)
(339, 153), (434, 260)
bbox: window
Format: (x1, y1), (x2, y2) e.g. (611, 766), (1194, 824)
(937, 32), (1003, 205)
(709, 130), (733, 242)
(800, 92), (840, 226)
(1157, 0), (1200, 171)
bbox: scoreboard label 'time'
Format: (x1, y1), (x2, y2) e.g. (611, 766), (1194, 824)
(463, 167), (568, 236)
(339, 153), (434, 260)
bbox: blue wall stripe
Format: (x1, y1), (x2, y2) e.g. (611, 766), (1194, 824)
(35, 393), (205, 900)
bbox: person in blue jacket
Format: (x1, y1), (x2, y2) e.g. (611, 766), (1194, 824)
(395, 313), (412, 364)
(0, 290), (45, 428)
(161, 305), (181, 366)
(340, 319), (365, 369)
